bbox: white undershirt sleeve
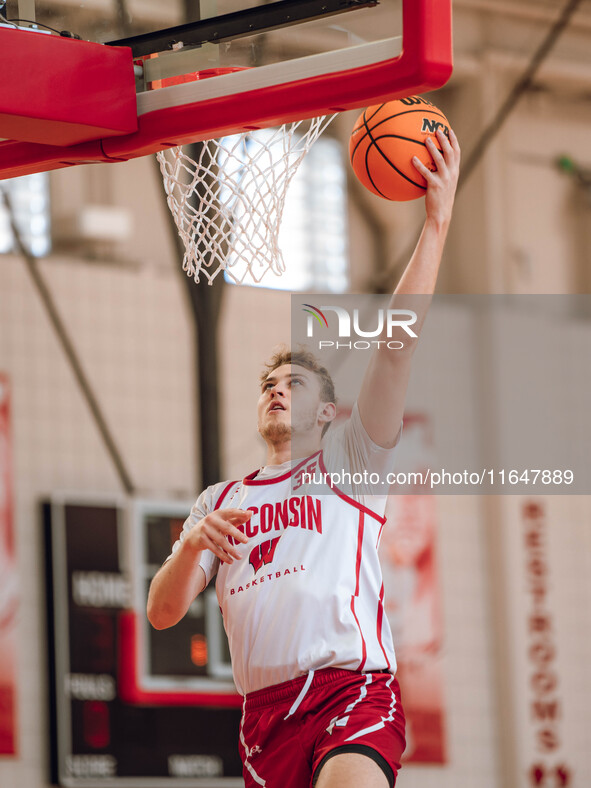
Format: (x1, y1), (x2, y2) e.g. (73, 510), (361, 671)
(166, 487), (221, 585)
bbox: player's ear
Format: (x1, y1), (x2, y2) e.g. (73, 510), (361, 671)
(318, 401), (336, 426)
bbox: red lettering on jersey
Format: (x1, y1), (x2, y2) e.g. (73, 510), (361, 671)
(306, 496), (322, 533)
(246, 507), (259, 538)
(274, 500), (289, 530)
(250, 497), (322, 533)
(260, 503), (274, 534)
(288, 497), (300, 527)
(249, 536), (281, 574)
(294, 459), (319, 490)
(284, 568), (290, 574)
(299, 497), (307, 529)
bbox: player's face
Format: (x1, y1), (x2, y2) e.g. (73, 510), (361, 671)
(257, 364), (324, 441)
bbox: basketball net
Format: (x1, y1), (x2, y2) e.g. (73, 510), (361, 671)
(157, 116), (335, 285)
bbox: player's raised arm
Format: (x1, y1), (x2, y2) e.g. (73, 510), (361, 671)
(357, 127), (461, 447)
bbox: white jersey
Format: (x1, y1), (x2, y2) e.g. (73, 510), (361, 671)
(171, 403), (399, 695)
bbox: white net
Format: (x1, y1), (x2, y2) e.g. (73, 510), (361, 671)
(156, 116), (335, 285)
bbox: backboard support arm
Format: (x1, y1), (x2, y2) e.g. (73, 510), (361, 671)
(105, 0), (379, 59)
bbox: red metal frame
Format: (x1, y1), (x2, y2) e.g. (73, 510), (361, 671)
(117, 610), (242, 708)
(0, 0), (452, 179)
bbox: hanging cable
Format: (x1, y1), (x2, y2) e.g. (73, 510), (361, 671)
(5, 18), (82, 37)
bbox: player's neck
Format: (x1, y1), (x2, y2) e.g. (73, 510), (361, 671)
(265, 434), (322, 467)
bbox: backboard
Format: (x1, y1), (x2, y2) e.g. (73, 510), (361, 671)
(0, 0), (452, 179)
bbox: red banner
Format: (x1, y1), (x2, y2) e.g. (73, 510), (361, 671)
(0, 373), (17, 755)
(380, 414), (446, 763)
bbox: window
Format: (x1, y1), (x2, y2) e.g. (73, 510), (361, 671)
(0, 173), (51, 257)
(220, 131), (348, 292)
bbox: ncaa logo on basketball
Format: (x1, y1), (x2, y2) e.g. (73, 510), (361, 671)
(421, 118), (450, 138)
(302, 304), (418, 351)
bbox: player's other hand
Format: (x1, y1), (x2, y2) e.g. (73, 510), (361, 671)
(187, 508), (251, 564)
(412, 127), (461, 227)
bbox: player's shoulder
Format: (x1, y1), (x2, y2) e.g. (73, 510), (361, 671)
(195, 477), (242, 515)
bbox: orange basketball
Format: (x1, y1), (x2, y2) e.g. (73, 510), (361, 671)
(349, 96), (451, 201)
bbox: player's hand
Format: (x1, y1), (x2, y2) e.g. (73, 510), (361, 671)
(186, 508), (251, 565)
(412, 127), (461, 227)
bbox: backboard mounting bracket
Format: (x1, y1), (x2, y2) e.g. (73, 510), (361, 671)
(105, 0), (380, 59)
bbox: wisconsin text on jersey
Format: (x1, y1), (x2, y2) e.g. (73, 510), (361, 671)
(225, 494), (322, 546)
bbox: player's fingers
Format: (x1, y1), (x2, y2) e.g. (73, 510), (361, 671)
(208, 509), (245, 528)
(425, 135), (445, 170)
(436, 128), (454, 158)
(220, 508), (252, 522)
(219, 532), (244, 560)
(205, 529), (243, 562)
(412, 156), (435, 181)
(431, 133), (460, 187)
(210, 513), (249, 543)
(441, 130), (461, 174)
(201, 533), (235, 564)
(448, 126), (461, 155)
(228, 525), (249, 545)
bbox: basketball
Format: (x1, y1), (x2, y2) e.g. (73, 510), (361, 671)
(349, 96), (451, 201)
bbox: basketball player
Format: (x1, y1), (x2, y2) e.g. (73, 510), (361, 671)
(148, 127), (460, 787)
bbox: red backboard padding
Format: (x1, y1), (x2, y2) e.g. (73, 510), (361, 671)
(0, 0), (452, 179)
(0, 27), (137, 147)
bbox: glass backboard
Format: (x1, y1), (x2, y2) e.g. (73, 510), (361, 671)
(0, 0), (452, 178)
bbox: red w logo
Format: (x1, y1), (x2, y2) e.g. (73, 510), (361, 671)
(249, 537), (281, 574)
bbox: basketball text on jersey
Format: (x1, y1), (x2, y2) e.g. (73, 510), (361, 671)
(229, 564), (306, 595)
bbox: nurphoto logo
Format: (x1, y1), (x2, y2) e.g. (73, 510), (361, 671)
(302, 304), (418, 351)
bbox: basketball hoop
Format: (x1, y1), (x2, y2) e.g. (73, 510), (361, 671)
(156, 114), (335, 285)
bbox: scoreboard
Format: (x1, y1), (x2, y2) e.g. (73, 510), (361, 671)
(44, 497), (243, 787)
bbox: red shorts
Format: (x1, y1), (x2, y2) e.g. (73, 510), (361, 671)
(239, 668), (406, 788)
